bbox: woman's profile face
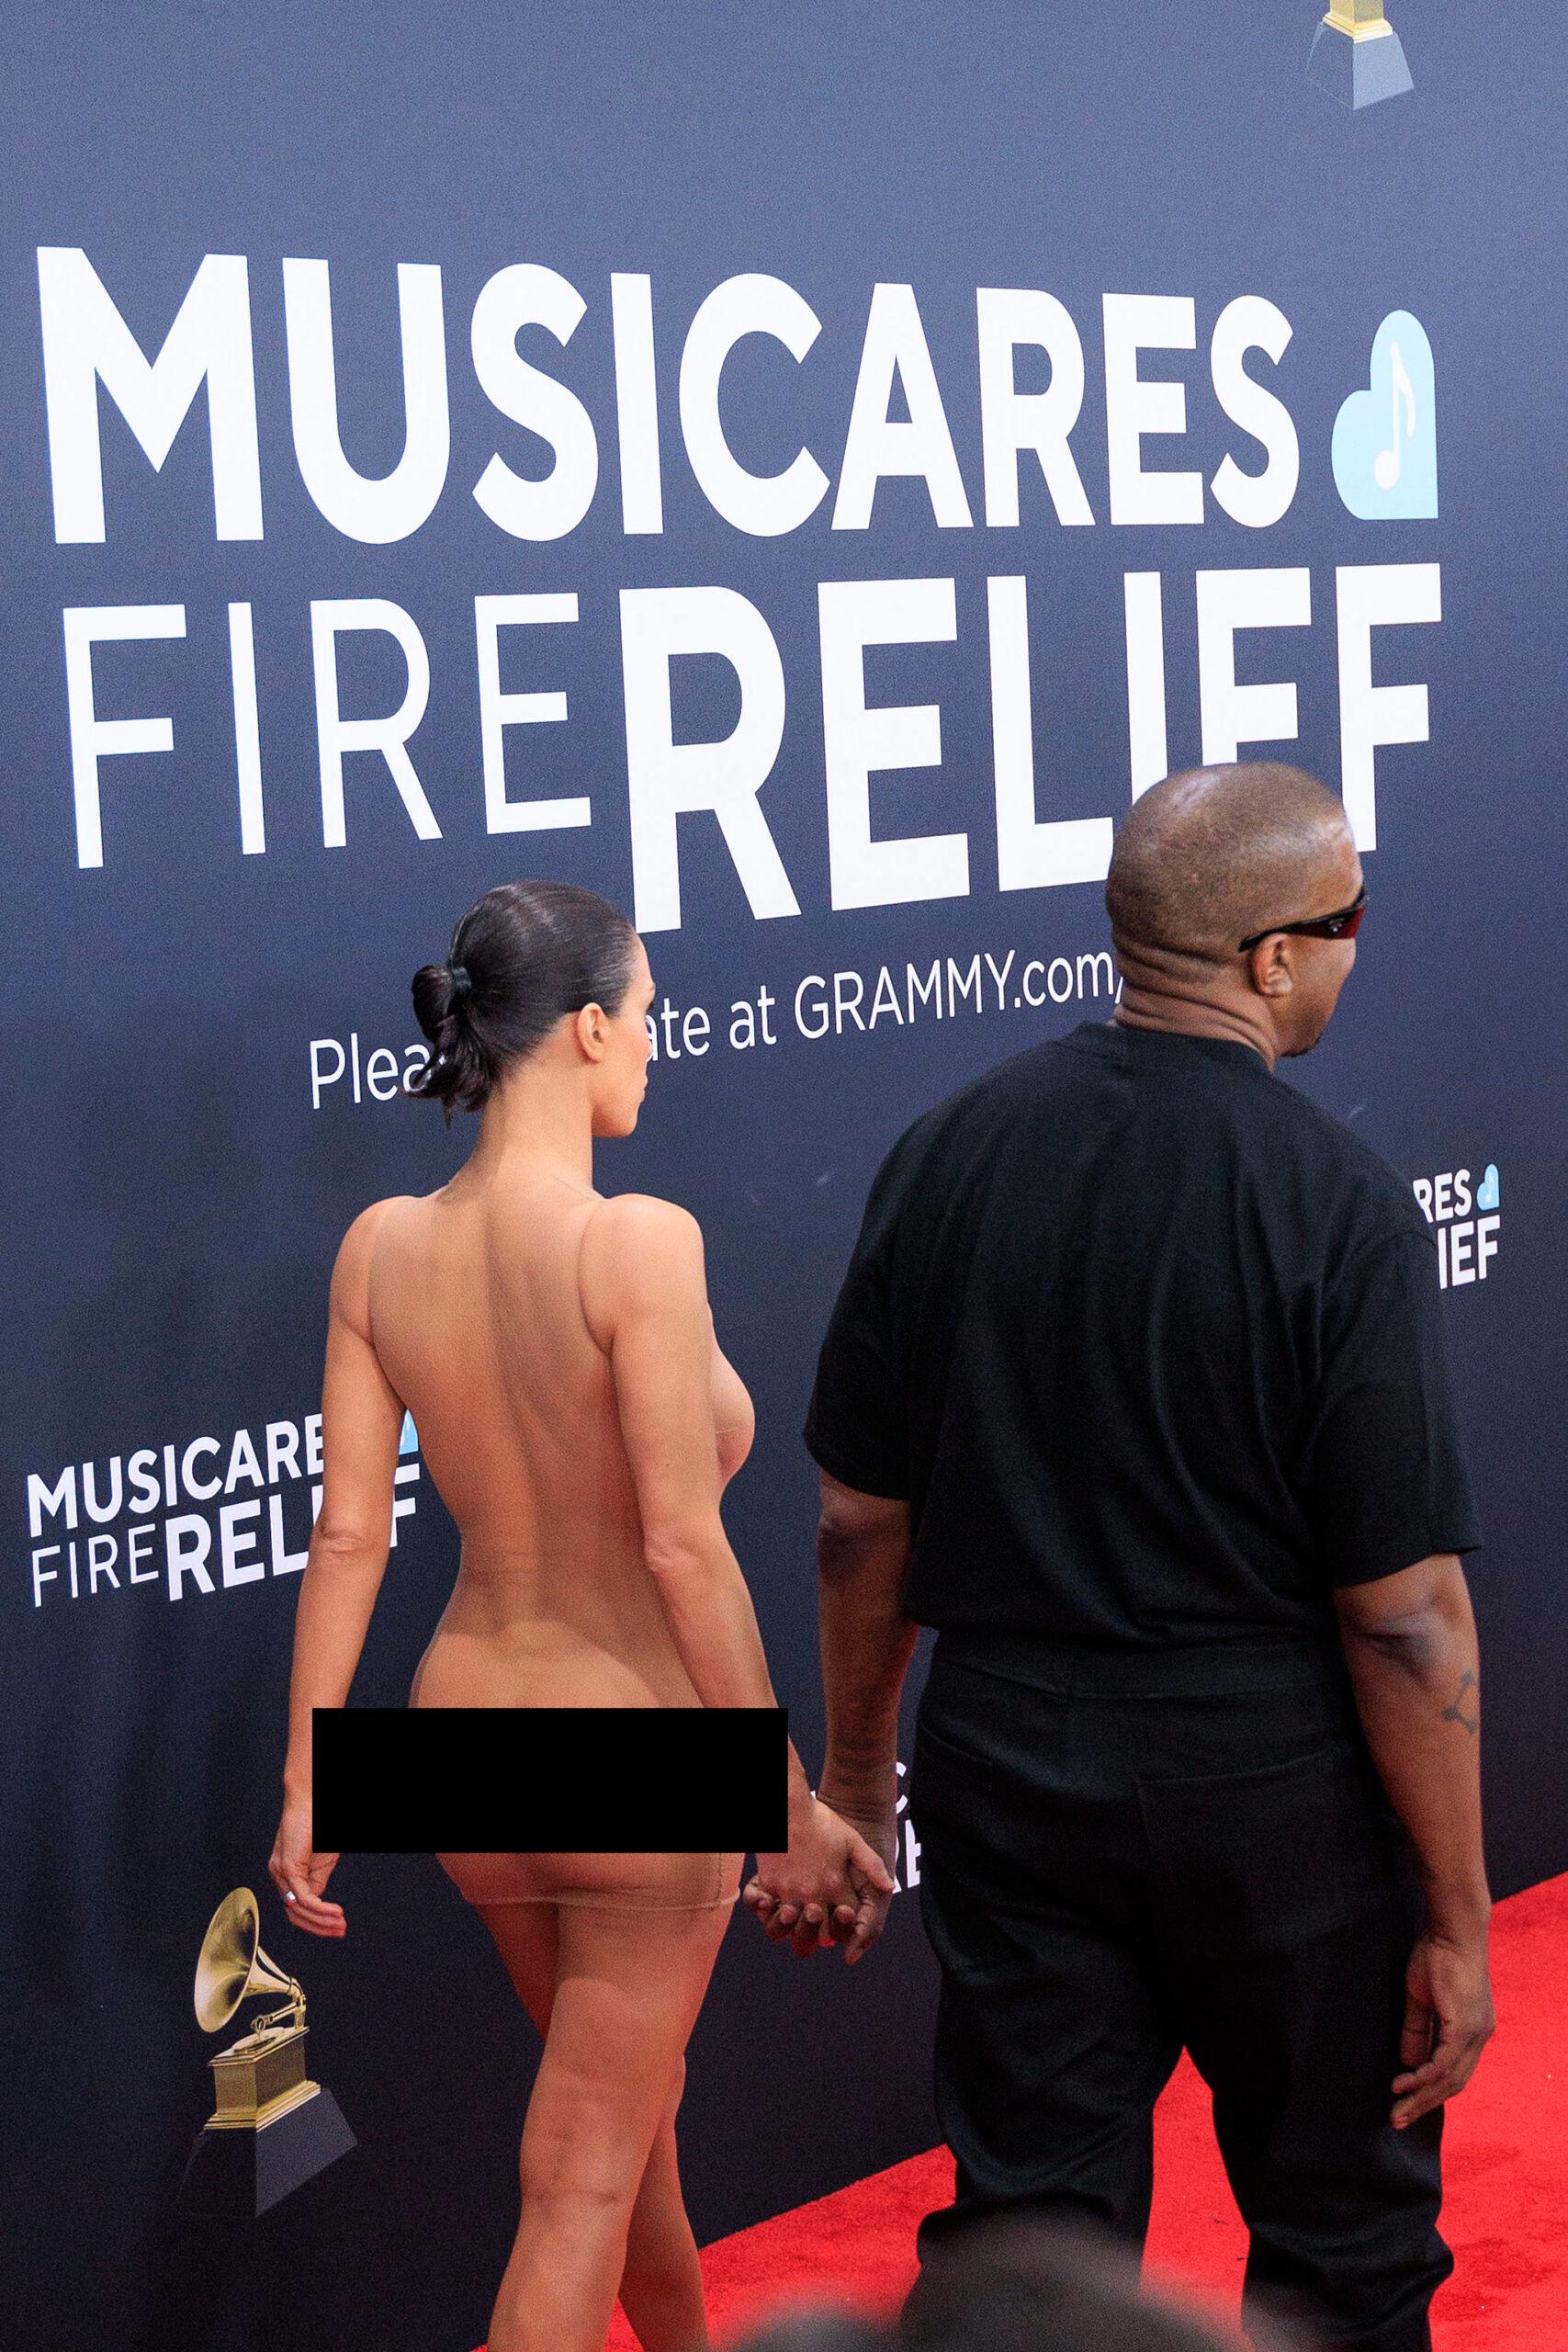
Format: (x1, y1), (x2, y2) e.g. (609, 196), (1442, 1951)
(592, 936), (657, 1136)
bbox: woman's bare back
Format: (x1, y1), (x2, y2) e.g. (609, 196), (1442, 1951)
(271, 894), (890, 2352)
(364, 1162), (754, 1716)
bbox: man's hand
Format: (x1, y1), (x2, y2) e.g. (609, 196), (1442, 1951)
(744, 1796), (896, 1963)
(1392, 1924), (1495, 2128)
(820, 1790), (900, 1963)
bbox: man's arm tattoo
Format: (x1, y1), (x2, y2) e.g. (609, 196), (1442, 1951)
(1440, 1669), (1480, 1736)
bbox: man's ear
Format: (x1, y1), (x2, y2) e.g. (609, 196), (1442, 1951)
(1247, 936), (1294, 999)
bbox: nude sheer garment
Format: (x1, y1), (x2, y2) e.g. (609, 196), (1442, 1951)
(367, 1167), (755, 1916)
(435, 1849), (744, 1911)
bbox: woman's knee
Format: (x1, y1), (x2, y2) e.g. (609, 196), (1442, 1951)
(518, 2149), (639, 2227)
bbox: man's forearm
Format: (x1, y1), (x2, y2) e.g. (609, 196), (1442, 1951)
(1337, 1570), (1490, 1933)
(816, 1514), (918, 1814)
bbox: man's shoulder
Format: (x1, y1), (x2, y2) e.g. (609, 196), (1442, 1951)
(882, 1035), (1080, 1167)
(1263, 1075), (1426, 1243)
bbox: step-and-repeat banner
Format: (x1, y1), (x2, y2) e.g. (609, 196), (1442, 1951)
(5, 8), (1563, 2348)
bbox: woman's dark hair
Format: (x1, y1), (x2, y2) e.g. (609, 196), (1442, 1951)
(410, 880), (638, 1121)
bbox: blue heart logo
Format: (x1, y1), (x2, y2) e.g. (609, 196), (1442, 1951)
(1475, 1164), (1500, 1214)
(399, 1410), (419, 1455)
(1332, 311), (1438, 519)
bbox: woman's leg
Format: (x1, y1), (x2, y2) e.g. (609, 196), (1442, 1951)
(618, 2061), (710, 2352)
(477, 1899), (729, 2352)
(472, 1909), (705, 2352)
(476, 1905), (708, 2352)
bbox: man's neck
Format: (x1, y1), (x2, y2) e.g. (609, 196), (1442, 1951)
(1112, 978), (1277, 1069)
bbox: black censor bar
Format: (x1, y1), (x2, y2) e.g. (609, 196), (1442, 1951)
(312, 1706), (790, 1852)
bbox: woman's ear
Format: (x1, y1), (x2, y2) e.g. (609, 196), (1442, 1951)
(575, 1001), (610, 1061)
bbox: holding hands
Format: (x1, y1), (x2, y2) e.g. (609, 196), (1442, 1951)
(745, 1477), (916, 1966)
(745, 1781), (898, 1963)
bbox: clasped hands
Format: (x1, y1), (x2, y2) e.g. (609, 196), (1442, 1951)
(743, 1787), (898, 1963)
(270, 1779), (901, 1962)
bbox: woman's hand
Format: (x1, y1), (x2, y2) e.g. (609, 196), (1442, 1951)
(745, 1797), (897, 1963)
(267, 1797), (346, 1938)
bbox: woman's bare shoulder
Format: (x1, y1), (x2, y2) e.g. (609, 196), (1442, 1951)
(577, 1192), (706, 1342)
(586, 1190), (702, 1250)
(337, 1192), (424, 1253)
(330, 1194), (423, 1300)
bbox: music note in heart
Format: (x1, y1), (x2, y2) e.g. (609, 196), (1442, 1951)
(1373, 342), (1417, 492)
(1331, 311), (1438, 519)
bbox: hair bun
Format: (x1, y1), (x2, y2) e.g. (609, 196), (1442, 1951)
(409, 881), (636, 1125)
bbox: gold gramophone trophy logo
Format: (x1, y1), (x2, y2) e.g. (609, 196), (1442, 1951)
(180, 1888), (355, 2217)
(1307, 1), (1414, 109)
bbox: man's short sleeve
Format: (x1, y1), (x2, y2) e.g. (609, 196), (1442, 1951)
(803, 1175), (910, 1502)
(1306, 1227), (1482, 1586)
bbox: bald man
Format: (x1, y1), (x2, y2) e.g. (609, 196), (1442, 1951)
(768, 765), (1492, 2352)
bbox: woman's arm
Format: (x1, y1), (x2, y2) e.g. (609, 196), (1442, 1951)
(581, 1193), (784, 1710)
(580, 1194), (893, 1947)
(270, 1200), (407, 1937)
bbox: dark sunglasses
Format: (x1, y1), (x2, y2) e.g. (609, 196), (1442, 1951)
(1239, 888), (1367, 955)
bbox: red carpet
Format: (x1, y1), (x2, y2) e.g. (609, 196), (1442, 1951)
(592, 1871), (1567, 2351)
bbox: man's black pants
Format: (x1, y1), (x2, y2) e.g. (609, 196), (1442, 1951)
(909, 1636), (1449, 2352)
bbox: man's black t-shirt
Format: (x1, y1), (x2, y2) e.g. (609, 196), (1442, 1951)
(805, 1023), (1479, 1650)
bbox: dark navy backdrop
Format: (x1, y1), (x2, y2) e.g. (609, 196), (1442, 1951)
(4, 8), (1563, 2350)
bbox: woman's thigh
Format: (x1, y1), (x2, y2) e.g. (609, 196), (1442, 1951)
(518, 1899), (732, 2201)
(479, 1899), (561, 2035)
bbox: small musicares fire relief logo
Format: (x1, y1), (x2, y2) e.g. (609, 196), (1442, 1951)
(26, 1409), (423, 1609)
(1411, 1162), (1501, 1291)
